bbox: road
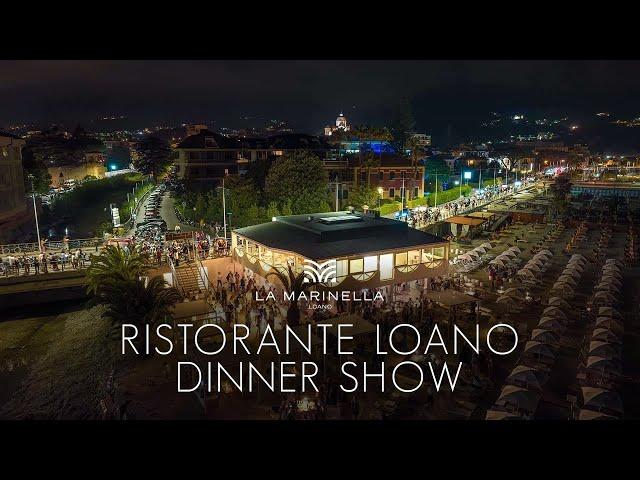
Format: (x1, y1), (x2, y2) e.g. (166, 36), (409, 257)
(160, 193), (195, 233)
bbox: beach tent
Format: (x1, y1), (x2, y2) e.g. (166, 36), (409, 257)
(580, 387), (624, 416)
(588, 341), (620, 360)
(548, 297), (572, 310)
(586, 355), (621, 375)
(485, 409), (524, 420)
(598, 307), (622, 319)
(592, 328), (621, 344)
(524, 341), (556, 362)
(505, 365), (548, 391)
(496, 385), (540, 415)
(538, 317), (564, 330)
(531, 328), (560, 345)
(543, 306), (568, 321)
(578, 409), (618, 420)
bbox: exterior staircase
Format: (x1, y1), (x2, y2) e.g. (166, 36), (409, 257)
(173, 261), (206, 298)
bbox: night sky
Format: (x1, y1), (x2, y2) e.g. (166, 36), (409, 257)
(2, 60), (640, 135)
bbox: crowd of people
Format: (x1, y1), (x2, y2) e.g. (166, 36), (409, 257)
(1, 248), (92, 277)
(406, 184), (515, 229)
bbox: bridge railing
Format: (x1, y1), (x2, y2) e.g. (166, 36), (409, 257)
(0, 238), (103, 255)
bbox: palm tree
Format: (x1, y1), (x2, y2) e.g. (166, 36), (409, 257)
(361, 148), (380, 188)
(267, 265), (315, 327)
(102, 276), (181, 330)
(86, 244), (150, 300)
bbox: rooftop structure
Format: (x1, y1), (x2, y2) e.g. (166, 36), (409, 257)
(232, 211), (449, 290)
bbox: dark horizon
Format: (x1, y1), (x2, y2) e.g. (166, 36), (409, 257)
(2, 60), (640, 136)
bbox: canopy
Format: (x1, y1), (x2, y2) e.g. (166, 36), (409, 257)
(496, 385), (540, 413)
(485, 409), (523, 420)
(594, 317), (624, 335)
(551, 284), (574, 298)
(509, 246), (522, 254)
(531, 328), (559, 344)
(588, 341), (620, 359)
(473, 246), (487, 255)
(556, 275), (578, 286)
(524, 341), (556, 361)
(543, 306), (568, 320)
(502, 250), (518, 258)
(480, 242), (494, 250)
(581, 387), (623, 415)
(537, 249), (553, 257)
(592, 328), (621, 344)
(561, 269), (582, 280)
(506, 365), (547, 391)
(524, 263), (542, 273)
(586, 355), (621, 374)
(598, 307), (622, 319)
(517, 269), (536, 278)
(578, 409), (618, 420)
(538, 317), (564, 330)
(548, 297), (571, 310)
(467, 250), (481, 258)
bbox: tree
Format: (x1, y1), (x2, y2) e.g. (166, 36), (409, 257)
(360, 145), (380, 187)
(133, 136), (172, 181)
(266, 201), (280, 219)
(86, 244), (151, 300)
(86, 245), (180, 335)
(550, 173), (572, 216)
(350, 185), (380, 209)
(267, 265), (315, 327)
(265, 151), (330, 214)
(22, 147), (52, 194)
(389, 97), (416, 154)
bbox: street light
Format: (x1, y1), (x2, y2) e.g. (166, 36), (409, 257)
(27, 174), (43, 253)
(377, 186), (383, 209)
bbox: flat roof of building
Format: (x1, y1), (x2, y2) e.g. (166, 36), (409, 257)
(234, 211), (446, 260)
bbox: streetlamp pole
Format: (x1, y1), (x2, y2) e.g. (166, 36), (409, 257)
(28, 174), (43, 253)
(459, 167), (462, 198)
(222, 175), (227, 240)
(434, 173), (438, 208)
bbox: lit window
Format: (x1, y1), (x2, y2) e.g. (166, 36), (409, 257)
(408, 250), (420, 265)
(395, 252), (408, 266)
(363, 256), (377, 272)
(349, 258), (364, 274)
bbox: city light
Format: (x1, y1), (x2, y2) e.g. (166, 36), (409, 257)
(463, 171), (472, 180)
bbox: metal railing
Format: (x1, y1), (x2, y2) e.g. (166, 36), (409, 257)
(1, 237), (103, 255)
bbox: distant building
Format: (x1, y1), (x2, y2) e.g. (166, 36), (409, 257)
(174, 130), (335, 183)
(324, 113), (350, 137)
(411, 133), (432, 147)
(0, 131), (30, 243)
(186, 124), (209, 138)
(350, 154), (425, 202)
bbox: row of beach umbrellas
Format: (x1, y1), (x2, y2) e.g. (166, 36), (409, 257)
(549, 254), (589, 300)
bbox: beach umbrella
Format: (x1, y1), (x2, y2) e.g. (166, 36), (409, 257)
(601, 271), (623, 282)
(571, 254), (587, 262)
(502, 250), (518, 258)
(565, 263), (585, 273)
(586, 355), (621, 375)
(588, 341), (620, 360)
(561, 268), (582, 280)
(593, 291), (618, 303)
(594, 317), (624, 336)
(458, 253), (474, 262)
(580, 387), (624, 415)
(529, 257), (547, 267)
(536, 249), (553, 257)
(509, 246), (522, 254)
(556, 275), (578, 286)
(496, 385), (540, 414)
(474, 246), (487, 255)
(524, 341), (556, 362)
(604, 259), (623, 268)
(545, 305), (570, 322)
(598, 307), (622, 319)
(551, 283), (574, 299)
(506, 365), (548, 391)
(537, 317), (564, 331)
(524, 263), (542, 273)
(467, 250), (481, 259)
(517, 268), (536, 278)
(578, 409), (618, 420)
(501, 287), (525, 298)
(496, 295), (518, 305)
(591, 328), (621, 344)
(598, 276), (622, 288)
(480, 242), (494, 250)
(548, 297), (571, 310)
(485, 409), (524, 420)
(531, 328), (560, 345)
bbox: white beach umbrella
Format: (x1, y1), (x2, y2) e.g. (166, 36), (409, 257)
(580, 387), (623, 415)
(588, 341), (620, 359)
(578, 409), (618, 420)
(538, 317), (564, 330)
(524, 341), (556, 362)
(543, 306), (568, 321)
(531, 328), (560, 345)
(547, 297), (571, 310)
(591, 328), (621, 344)
(496, 385), (540, 414)
(506, 365), (548, 391)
